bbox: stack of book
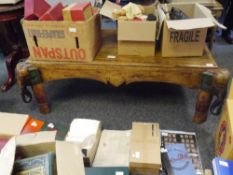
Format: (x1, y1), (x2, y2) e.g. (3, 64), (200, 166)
(212, 157), (233, 175)
(13, 152), (56, 174)
(161, 130), (204, 175)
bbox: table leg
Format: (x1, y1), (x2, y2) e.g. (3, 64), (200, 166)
(29, 67), (50, 113)
(193, 89), (213, 123)
(17, 62), (50, 113)
(193, 69), (230, 123)
(0, 46), (28, 91)
(0, 19), (28, 92)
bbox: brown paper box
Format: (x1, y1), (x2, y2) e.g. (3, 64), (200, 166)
(118, 20), (156, 56)
(118, 41), (155, 57)
(83, 123), (102, 166)
(100, 0), (157, 56)
(16, 131), (85, 175)
(65, 119), (102, 166)
(0, 131), (85, 175)
(129, 122), (161, 175)
(0, 112), (29, 137)
(22, 12), (101, 62)
(215, 100), (233, 160)
(0, 112), (29, 175)
(161, 3), (215, 57)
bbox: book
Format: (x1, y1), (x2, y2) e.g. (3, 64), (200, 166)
(41, 122), (68, 141)
(13, 152), (56, 175)
(212, 157), (233, 175)
(21, 117), (44, 134)
(166, 143), (196, 175)
(16, 166), (44, 175)
(161, 130), (204, 175)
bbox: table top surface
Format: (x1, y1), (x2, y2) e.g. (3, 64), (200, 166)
(28, 30), (218, 70)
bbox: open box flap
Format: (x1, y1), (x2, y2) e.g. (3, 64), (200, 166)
(100, 0), (121, 20)
(0, 112), (28, 136)
(16, 131), (57, 146)
(161, 2), (226, 31)
(56, 141), (85, 175)
(0, 137), (16, 175)
(166, 18), (214, 30)
(157, 4), (166, 40)
(196, 3), (226, 29)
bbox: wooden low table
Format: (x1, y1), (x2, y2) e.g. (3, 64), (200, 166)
(16, 30), (230, 123)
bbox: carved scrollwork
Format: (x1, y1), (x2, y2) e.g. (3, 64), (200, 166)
(108, 72), (125, 87)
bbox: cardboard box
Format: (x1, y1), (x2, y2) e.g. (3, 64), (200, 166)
(100, 0), (157, 57)
(160, 3), (216, 57)
(93, 130), (131, 167)
(0, 112), (45, 151)
(65, 119), (102, 166)
(0, 131), (85, 175)
(0, 137), (16, 175)
(228, 79), (233, 100)
(215, 100), (233, 160)
(129, 122), (161, 175)
(0, 112), (29, 137)
(118, 20), (157, 56)
(22, 12), (101, 62)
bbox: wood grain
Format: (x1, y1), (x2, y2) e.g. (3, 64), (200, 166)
(17, 30), (230, 123)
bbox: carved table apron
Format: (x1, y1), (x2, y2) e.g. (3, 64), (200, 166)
(16, 30), (230, 123)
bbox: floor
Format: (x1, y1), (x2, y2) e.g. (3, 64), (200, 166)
(0, 35), (232, 170)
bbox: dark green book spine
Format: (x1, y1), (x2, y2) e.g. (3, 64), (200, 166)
(13, 152), (56, 175)
(85, 167), (129, 175)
